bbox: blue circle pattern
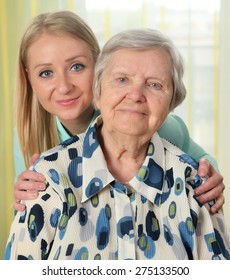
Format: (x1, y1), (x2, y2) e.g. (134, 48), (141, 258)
(68, 157), (82, 188)
(96, 208), (110, 250)
(86, 177), (104, 198)
(137, 158), (164, 190)
(50, 208), (61, 227)
(4, 117), (230, 260)
(117, 216), (134, 239)
(83, 125), (99, 158)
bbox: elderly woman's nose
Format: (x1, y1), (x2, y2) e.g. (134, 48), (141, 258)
(126, 82), (146, 102)
(57, 75), (73, 94)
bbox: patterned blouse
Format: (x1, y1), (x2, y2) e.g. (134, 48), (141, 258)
(4, 116), (230, 260)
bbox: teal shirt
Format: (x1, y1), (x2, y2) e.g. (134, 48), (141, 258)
(13, 113), (218, 178)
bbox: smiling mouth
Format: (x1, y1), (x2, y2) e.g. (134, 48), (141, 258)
(56, 98), (78, 106)
(119, 108), (146, 115)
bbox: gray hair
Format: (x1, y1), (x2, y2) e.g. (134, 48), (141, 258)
(93, 28), (186, 111)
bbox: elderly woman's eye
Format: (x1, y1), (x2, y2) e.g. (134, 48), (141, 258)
(118, 77), (127, 83)
(149, 82), (162, 90)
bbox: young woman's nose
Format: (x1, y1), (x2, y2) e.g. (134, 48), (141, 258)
(56, 74), (73, 94)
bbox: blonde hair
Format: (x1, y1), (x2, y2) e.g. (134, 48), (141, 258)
(16, 11), (100, 168)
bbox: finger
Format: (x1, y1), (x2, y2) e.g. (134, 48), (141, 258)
(14, 189), (39, 201)
(209, 193), (225, 214)
(195, 173), (224, 196)
(195, 179), (214, 196)
(13, 201), (26, 212)
(17, 170), (45, 182)
(29, 153), (40, 165)
(196, 183), (224, 204)
(14, 180), (46, 192)
(197, 158), (210, 177)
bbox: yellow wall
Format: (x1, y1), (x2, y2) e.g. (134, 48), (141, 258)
(0, 0), (18, 260)
(0, 0), (70, 260)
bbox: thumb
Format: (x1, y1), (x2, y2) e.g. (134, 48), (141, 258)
(29, 153), (40, 165)
(198, 158), (210, 178)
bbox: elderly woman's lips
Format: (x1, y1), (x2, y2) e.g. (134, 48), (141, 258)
(119, 108), (146, 115)
(56, 98), (78, 106)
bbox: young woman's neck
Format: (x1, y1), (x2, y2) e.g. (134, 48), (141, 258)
(60, 106), (96, 136)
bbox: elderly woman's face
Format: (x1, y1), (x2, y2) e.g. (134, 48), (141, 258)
(96, 48), (174, 137)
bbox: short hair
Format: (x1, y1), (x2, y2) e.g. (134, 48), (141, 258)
(94, 28), (186, 111)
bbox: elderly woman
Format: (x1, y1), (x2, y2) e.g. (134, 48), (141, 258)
(4, 29), (230, 260)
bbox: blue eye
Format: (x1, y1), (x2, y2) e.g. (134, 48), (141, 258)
(39, 70), (53, 78)
(118, 77), (127, 83)
(71, 63), (85, 72)
(149, 82), (162, 90)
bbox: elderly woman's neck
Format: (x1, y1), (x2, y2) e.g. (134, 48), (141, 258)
(98, 127), (149, 183)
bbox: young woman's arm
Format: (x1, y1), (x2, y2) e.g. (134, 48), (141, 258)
(13, 115), (225, 213)
(158, 114), (225, 213)
(13, 130), (45, 211)
(158, 114), (218, 168)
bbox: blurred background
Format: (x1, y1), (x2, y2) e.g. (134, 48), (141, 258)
(0, 0), (229, 259)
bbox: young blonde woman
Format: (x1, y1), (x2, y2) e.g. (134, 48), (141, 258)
(13, 11), (225, 213)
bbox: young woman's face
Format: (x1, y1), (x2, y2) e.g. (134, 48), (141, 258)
(26, 33), (95, 128)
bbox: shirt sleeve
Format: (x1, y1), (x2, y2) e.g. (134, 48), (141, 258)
(13, 128), (26, 181)
(13, 118), (65, 180)
(158, 114), (219, 171)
